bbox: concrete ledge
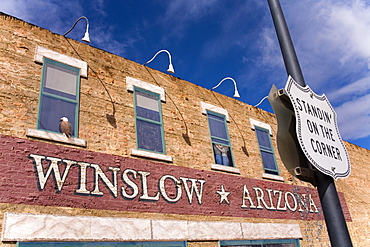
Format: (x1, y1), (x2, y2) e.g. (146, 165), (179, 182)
(249, 118), (273, 136)
(211, 163), (241, 174)
(26, 128), (87, 147)
(262, 173), (285, 182)
(34, 46), (88, 77)
(131, 148), (173, 162)
(2, 212), (302, 242)
(200, 102), (229, 121)
(126, 76), (166, 102)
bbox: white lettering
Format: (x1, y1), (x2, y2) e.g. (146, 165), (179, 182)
(90, 164), (120, 197)
(274, 190), (286, 211)
(253, 187), (272, 209)
(159, 175), (182, 202)
(309, 194), (319, 213)
(75, 162), (91, 194)
(29, 154), (74, 192)
(180, 177), (205, 205)
(266, 189), (276, 210)
(121, 169), (139, 199)
(241, 185), (256, 209)
(285, 191), (297, 211)
(138, 171), (160, 201)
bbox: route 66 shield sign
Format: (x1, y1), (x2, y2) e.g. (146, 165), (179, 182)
(284, 76), (350, 179)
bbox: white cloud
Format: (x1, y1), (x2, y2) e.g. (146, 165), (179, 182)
(335, 93), (370, 140)
(258, 0), (370, 143)
(327, 76), (370, 104)
(1, 0), (83, 33)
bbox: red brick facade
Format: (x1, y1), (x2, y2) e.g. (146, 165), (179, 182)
(0, 134), (352, 222)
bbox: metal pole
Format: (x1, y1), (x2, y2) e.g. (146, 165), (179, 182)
(267, 0), (353, 246)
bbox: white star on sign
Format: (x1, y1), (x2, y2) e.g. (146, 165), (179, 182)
(216, 185), (230, 204)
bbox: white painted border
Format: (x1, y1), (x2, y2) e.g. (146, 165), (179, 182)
(2, 212), (302, 241)
(131, 149), (173, 162)
(249, 118), (273, 136)
(34, 46), (88, 77)
(126, 76), (166, 102)
(200, 102), (230, 121)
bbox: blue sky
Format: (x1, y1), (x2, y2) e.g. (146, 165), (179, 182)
(2, 0), (370, 150)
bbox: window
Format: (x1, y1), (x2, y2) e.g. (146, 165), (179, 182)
(32, 46), (87, 143)
(250, 119), (279, 176)
(220, 239), (300, 247)
(255, 126), (279, 175)
(134, 87), (165, 154)
(37, 57), (80, 137)
(207, 110), (234, 167)
(18, 241), (186, 247)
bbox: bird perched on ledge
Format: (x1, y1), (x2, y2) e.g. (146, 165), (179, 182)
(59, 117), (73, 139)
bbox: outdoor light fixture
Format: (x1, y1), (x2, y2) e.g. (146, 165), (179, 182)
(63, 16), (90, 43)
(211, 77), (240, 98)
(144, 49), (175, 73)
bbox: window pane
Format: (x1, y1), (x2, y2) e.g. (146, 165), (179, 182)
(38, 95), (76, 136)
(254, 126), (279, 174)
(44, 62), (78, 96)
(136, 90), (159, 112)
(261, 150), (277, 171)
(256, 128), (272, 150)
(213, 143), (232, 166)
(137, 119), (163, 153)
(208, 114), (228, 140)
(211, 138), (229, 145)
(207, 111), (233, 167)
(134, 88), (164, 153)
(136, 106), (160, 122)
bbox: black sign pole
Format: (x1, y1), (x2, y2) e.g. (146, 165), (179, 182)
(267, 0), (353, 246)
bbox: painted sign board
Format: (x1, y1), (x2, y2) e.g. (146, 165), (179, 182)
(0, 134), (351, 222)
(284, 76), (350, 179)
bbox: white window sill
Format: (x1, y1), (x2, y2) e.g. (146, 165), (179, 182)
(211, 163), (240, 174)
(262, 173), (284, 182)
(26, 128), (86, 147)
(130, 149), (173, 162)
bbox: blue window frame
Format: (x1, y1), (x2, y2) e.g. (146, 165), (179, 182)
(207, 110), (234, 167)
(18, 241), (186, 247)
(134, 87), (165, 153)
(37, 57), (80, 137)
(255, 126), (279, 175)
(220, 238), (300, 247)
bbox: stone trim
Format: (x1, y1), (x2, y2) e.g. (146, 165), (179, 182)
(249, 118), (273, 136)
(200, 102), (230, 122)
(262, 173), (285, 182)
(211, 163), (241, 174)
(131, 148), (173, 162)
(34, 46), (88, 77)
(2, 212), (302, 242)
(126, 76), (166, 102)
(26, 128), (87, 147)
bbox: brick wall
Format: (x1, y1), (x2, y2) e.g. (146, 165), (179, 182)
(0, 13), (370, 247)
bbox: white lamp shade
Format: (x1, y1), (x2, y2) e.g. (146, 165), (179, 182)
(167, 63), (175, 73)
(82, 31), (90, 43)
(233, 89), (240, 98)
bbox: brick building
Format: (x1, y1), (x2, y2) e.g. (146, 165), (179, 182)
(0, 12), (369, 247)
